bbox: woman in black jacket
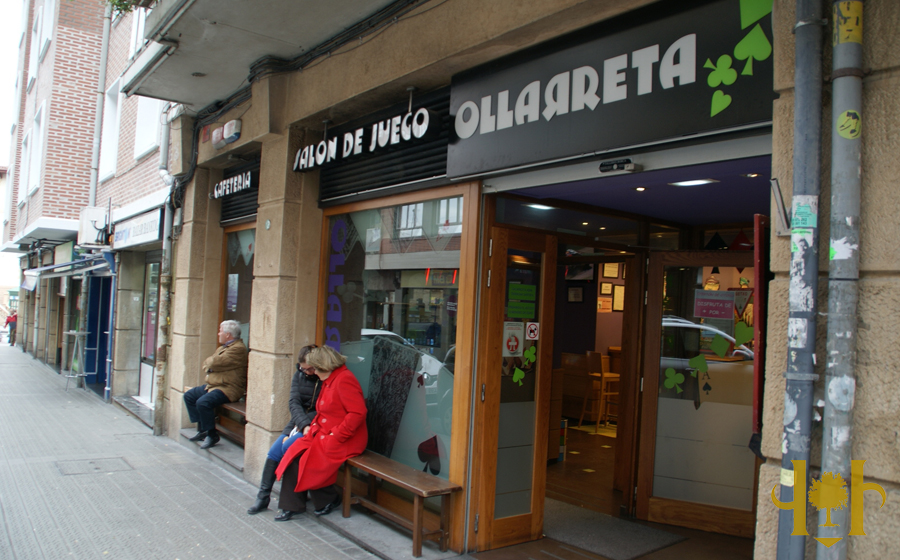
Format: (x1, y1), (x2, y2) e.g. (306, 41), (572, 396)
(247, 344), (322, 515)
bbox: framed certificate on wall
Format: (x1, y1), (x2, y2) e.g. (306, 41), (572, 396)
(603, 262), (620, 278)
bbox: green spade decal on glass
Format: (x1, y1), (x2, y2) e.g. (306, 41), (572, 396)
(513, 367), (525, 386)
(664, 368), (685, 394)
(688, 354), (709, 378)
(740, 0), (773, 30)
(705, 55), (738, 87)
(734, 24), (772, 75)
(710, 334), (731, 358)
(734, 321), (754, 347)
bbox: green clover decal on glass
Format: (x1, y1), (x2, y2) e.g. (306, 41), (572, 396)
(513, 367), (525, 386)
(664, 368), (685, 394)
(523, 345), (537, 367)
(705, 55), (738, 87)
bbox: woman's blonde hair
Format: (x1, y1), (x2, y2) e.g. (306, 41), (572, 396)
(306, 345), (347, 372)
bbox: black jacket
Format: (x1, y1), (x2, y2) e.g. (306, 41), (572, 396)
(281, 366), (322, 437)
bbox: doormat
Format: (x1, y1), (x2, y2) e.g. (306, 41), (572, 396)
(542, 498), (685, 560)
(568, 424), (617, 438)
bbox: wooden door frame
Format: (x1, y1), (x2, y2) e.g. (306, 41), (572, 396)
(636, 250), (756, 537)
(472, 225), (557, 551)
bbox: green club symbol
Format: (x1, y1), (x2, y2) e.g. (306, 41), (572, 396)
(513, 367), (525, 386)
(523, 345), (537, 367)
(734, 23), (772, 76)
(704, 55), (738, 87)
(664, 368), (685, 394)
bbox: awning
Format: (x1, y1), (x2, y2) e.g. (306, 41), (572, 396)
(21, 256), (113, 290)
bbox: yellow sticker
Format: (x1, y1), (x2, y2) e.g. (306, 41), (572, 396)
(780, 468), (795, 487)
(583, 469), (595, 473)
(833, 2), (863, 45)
(837, 110), (862, 140)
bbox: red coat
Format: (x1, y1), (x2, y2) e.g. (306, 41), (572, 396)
(276, 365), (368, 492)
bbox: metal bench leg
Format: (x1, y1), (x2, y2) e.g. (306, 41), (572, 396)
(342, 463), (352, 518)
(412, 494), (423, 558)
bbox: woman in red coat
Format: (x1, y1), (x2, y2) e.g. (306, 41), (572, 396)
(274, 345), (368, 520)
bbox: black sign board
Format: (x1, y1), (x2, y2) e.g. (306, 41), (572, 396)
(448, 0), (775, 177)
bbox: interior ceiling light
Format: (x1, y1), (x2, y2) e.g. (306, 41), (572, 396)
(634, 186), (646, 192)
(582, 222), (589, 225)
(599, 226), (607, 230)
(668, 179), (719, 187)
(741, 173), (760, 178)
(527, 204), (554, 210)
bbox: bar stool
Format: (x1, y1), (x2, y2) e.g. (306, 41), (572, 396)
(578, 351), (619, 431)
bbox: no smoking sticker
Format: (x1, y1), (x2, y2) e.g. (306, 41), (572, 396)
(525, 322), (540, 341)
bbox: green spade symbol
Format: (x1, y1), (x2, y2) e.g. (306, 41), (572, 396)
(513, 367), (525, 386)
(688, 354), (709, 378)
(704, 55), (738, 87)
(734, 23), (772, 75)
(664, 368), (685, 394)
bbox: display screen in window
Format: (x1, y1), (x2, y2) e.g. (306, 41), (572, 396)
(141, 263), (160, 362)
(323, 197), (463, 480)
(222, 228), (255, 346)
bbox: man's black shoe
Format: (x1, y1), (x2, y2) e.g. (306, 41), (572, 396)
(199, 433), (220, 449)
(274, 509), (302, 521)
(314, 495), (342, 517)
(188, 431), (207, 442)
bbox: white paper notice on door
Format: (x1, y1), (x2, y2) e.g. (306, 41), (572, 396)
(502, 321), (524, 358)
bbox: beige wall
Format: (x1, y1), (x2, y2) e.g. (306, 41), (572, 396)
(757, 1), (900, 558)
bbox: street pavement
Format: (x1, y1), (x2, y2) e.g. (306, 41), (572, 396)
(0, 344), (380, 560)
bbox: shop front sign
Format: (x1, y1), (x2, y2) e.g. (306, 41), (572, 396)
(448, 0), (775, 177)
(113, 208), (163, 249)
(212, 170), (256, 199)
(293, 107), (441, 172)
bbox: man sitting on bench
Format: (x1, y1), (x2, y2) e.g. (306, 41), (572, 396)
(184, 320), (248, 449)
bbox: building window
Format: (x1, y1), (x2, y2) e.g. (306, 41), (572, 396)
(28, 102), (45, 194)
(39, 0), (55, 61)
(322, 195), (464, 480)
(133, 96), (162, 160)
(5, 164), (15, 222)
(222, 226), (255, 346)
(27, 6), (41, 91)
(141, 262), (160, 362)
(128, 8), (148, 59)
(18, 131), (30, 202)
(98, 80), (122, 182)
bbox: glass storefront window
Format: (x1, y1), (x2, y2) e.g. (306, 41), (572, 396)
(141, 262), (160, 362)
(223, 227), (255, 345)
(323, 196), (462, 480)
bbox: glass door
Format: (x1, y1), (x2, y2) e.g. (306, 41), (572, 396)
(637, 251), (758, 537)
(473, 227), (556, 550)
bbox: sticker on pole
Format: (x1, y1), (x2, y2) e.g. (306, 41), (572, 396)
(525, 322), (540, 341)
(502, 322), (524, 357)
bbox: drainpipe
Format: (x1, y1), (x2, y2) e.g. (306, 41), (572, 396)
(154, 104), (175, 436)
(104, 252), (119, 402)
(88, 5), (112, 207)
(817, 3), (864, 559)
(776, 0), (824, 559)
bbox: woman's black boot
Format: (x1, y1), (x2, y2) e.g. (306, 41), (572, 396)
(247, 458), (279, 514)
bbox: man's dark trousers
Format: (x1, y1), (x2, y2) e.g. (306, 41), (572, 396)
(183, 384), (230, 433)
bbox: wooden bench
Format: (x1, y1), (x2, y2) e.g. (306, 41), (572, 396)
(216, 400), (247, 446)
(342, 450), (461, 558)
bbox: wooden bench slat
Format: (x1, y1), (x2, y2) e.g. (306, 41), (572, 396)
(347, 453), (460, 497)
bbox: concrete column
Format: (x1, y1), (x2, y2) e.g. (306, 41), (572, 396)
(243, 124), (322, 484)
(167, 167), (223, 438)
(111, 251), (145, 397)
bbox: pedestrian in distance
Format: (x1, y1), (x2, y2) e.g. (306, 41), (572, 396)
(247, 344), (322, 515)
(274, 345), (367, 520)
(5, 312), (17, 345)
(183, 320), (248, 450)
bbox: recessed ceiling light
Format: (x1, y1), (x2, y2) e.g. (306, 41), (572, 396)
(668, 179), (719, 187)
(634, 187), (646, 192)
(599, 227), (607, 230)
(582, 222), (589, 226)
(741, 173), (760, 178)
(527, 204), (553, 210)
